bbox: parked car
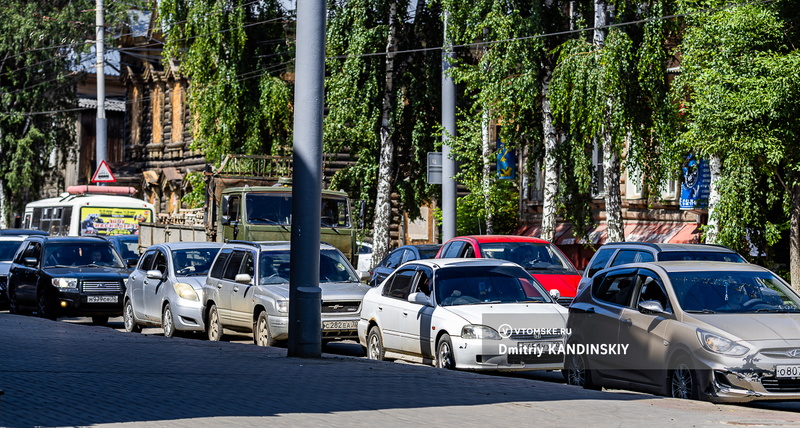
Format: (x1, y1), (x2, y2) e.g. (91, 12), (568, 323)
(359, 258), (569, 371)
(565, 261), (800, 403)
(202, 241), (371, 345)
(369, 244), (442, 287)
(103, 234), (141, 269)
(356, 241), (373, 272)
(0, 231), (47, 309)
(6, 236), (130, 325)
(436, 235), (580, 305)
(123, 242), (223, 337)
(577, 242), (747, 291)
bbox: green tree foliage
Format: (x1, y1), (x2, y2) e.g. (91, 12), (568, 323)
(0, 1), (138, 221)
(159, 0), (293, 164)
(673, 0), (800, 275)
(325, 0), (442, 236)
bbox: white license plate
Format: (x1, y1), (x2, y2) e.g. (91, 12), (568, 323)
(518, 341), (559, 355)
(87, 295), (118, 303)
(322, 320), (358, 330)
(776, 365), (800, 378)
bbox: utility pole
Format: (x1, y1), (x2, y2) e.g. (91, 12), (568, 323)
(441, 10), (457, 242)
(95, 0), (107, 173)
(288, 0), (325, 358)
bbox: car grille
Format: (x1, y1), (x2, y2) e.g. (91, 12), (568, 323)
(557, 297), (573, 307)
(761, 377), (800, 393)
(0, 275), (6, 292)
(82, 280), (122, 294)
(321, 301), (360, 313)
(509, 332), (563, 341)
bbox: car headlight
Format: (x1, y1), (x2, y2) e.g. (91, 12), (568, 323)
(173, 283), (199, 301)
(52, 278), (79, 289)
(461, 324), (501, 340)
(697, 330), (749, 356)
(276, 300), (289, 313)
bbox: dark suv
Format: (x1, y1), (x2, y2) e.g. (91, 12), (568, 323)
(578, 242), (746, 291)
(6, 236), (130, 325)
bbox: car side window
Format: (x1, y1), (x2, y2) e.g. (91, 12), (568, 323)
(587, 248), (615, 277)
(442, 241), (465, 258)
(139, 250), (157, 271)
(20, 241), (42, 265)
(240, 252), (255, 277)
(401, 249), (415, 264)
(637, 251), (655, 263)
(210, 249), (232, 279)
(383, 268), (416, 300)
(385, 249), (404, 269)
(154, 251), (168, 275)
(610, 250), (639, 267)
(635, 269), (671, 311)
(223, 251), (246, 280)
(593, 270), (637, 307)
(462, 244), (475, 258)
(412, 267), (433, 298)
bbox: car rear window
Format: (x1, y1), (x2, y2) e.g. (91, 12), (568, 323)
(657, 251), (745, 263)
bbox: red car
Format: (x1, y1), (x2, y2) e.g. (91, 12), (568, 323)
(436, 235), (580, 305)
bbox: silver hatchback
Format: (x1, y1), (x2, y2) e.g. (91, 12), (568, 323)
(202, 241), (370, 346)
(123, 242), (223, 337)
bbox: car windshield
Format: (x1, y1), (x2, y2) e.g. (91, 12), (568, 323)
(478, 242), (576, 273)
(0, 241), (22, 262)
(172, 248), (221, 276)
(245, 193), (351, 228)
(43, 242), (124, 268)
(670, 270), (800, 313)
(435, 265), (551, 306)
(113, 237), (139, 260)
(418, 247), (440, 259)
(658, 251), (746, 263)
(259, 249), (359, 285)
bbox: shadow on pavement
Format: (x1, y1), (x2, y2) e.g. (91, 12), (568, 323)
(0, 313), (652, 427)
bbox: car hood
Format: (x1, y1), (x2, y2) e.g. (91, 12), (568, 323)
(442, 302), (568, 326)
(43, 266), (130, 279)
(690, 313), (800, 342)
(261, 281), (371, 301)
(529, 271), (580, 298)
(175, 275), (207, 290)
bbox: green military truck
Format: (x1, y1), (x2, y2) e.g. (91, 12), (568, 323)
(138, 155), (358, 265)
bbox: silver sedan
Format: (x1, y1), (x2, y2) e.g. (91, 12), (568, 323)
(123, 242), (223, 337)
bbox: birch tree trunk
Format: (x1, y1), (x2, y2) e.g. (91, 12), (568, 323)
(482, 109), (493, 235)
(594, 0), (624, 242)
(791, 184), (800, 290)
(370, 0), (398, 267)
(704, 154), (722, 245)
(540, 72), (558, 242)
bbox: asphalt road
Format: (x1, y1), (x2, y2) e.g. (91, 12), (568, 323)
(1, 313), (798, 428)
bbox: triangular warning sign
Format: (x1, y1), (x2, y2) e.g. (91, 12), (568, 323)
(91, 160), (117, 183)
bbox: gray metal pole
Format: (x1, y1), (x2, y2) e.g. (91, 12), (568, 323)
(288, 0), (325, 358)
(441, 10), (457, 242)
(95, 0), (107, 171)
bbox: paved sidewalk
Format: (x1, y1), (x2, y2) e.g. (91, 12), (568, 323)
(1, 313), (799, 427)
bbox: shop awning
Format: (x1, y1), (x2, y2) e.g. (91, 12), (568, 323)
(515, 222), (701, 245)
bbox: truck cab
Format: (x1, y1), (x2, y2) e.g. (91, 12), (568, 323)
(218, 186), (357, 264)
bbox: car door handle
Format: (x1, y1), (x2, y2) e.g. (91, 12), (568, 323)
(621, 318), (632, 327)
(402, 311), (408, 317)
(378, 306), (383, 311)
(217, 284), (223, 289)
(233, 286), (240, 292)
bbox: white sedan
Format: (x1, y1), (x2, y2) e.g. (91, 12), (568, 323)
(359, 258), (569, 371)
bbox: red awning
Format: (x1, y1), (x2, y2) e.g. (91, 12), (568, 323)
(624, 222), (684, 243)
(668, 223), (702, 244)
(515, 222), (702, 245)
(514, 223), (574, 243)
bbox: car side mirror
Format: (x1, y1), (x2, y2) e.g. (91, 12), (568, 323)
(221, 215), (231, 226)
(357, 270), (370, 283)
(408, 291), (432, 306)
(638, 300), (667, 315)
(146, 270), (164, 280)
(235, 273), (252, 284)
(23, 257), (38, 267)
(549, 289), (561, 301)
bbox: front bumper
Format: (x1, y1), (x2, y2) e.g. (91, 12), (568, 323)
(170, 299), (205, 332)
(452, 336), (565, 371)
(55, 291), (124, 317)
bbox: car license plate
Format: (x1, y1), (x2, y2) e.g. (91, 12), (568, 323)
(322, 320), (358, 330)
(87, 295), (118, 303)
(776, 365), (800, 378)
(518, 341), (559, 355)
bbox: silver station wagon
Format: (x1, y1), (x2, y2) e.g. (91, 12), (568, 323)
(202, 241), (371, 346)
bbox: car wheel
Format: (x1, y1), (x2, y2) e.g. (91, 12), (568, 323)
(123, 299), (141, 333)
(207, 304), (222, 341)
(367, 327), (385, 361)
(162, 304), (175, 338)
(669, 359), (699, 400)
(564, 352), (600, 390)
(36, 288), (57, 320)
(8, 285), (26, 315)
(254, 312), (275, 346)
(436, 334), (456, 370)
(91, 316), (109, 326)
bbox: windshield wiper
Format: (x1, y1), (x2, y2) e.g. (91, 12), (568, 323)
(685, 309), (717, 314)
(756, 308), (800, 313)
